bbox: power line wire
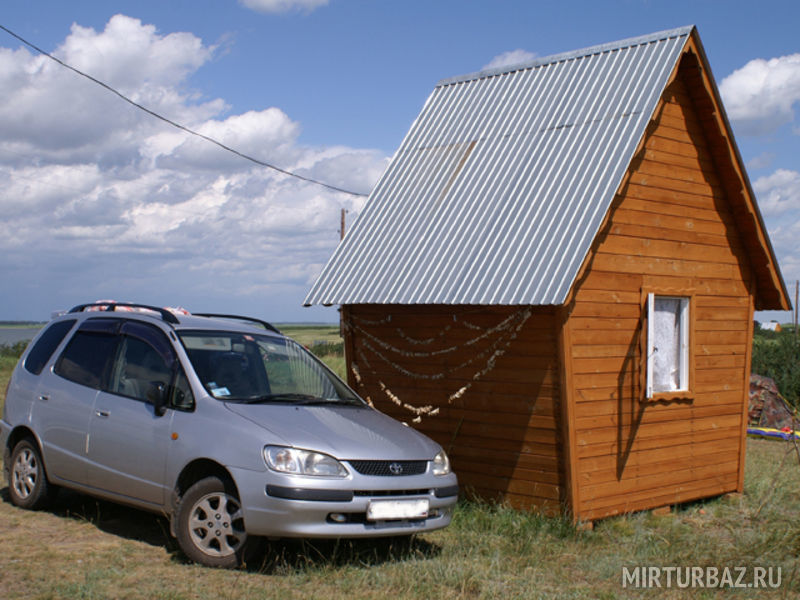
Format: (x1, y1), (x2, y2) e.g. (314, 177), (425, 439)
(0, 23), (367, 197)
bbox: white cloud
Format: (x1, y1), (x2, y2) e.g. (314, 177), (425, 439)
(61, 15), (214, 88)
(0, 15), (223, 161)
(753, 169), (800, 216)
(239, 0), (328, 15)
(482, 49), (537, 71)
(754, 169), (800, 293)
(720, 53), (800, 135)
(152, 108), (304, 171)
(746, 152), (775, 171)
(0, 14), (387, 321)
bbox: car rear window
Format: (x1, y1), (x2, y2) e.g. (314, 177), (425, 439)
(24, 319), (77, 375)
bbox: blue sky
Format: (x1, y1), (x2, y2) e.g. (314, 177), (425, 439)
(2, 0), (800, 323)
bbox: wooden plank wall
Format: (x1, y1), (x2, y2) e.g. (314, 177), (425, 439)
(343, 304), (566, 514)
(567, 67), (754, 520)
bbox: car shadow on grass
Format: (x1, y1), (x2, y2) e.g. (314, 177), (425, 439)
(0, 485), (176, 548)
(0, 486), (441, 574)
(245, 535), (442, 574)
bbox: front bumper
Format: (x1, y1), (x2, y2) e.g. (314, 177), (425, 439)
(231, 466), (459, 538)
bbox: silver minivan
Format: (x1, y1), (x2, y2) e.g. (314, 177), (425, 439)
(1, 303), (458, 567)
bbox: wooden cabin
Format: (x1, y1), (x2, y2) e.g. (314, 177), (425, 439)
(304, 26), (790, 521)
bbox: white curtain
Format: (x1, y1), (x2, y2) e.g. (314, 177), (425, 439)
(652, 297), (682, 392)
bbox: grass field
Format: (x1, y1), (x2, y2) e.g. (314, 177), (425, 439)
(280, 323), (346, 379)
(278, 323), (342, 346)
(1, 333), (799, 598)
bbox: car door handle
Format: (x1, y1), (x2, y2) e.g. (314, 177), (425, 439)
(95, 410), (110, 418)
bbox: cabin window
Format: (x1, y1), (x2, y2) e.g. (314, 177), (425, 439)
(646, 294), (690, 398)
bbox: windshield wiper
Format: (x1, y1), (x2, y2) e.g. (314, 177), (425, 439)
(241, 393), (361, 406)
(239, 393), (317, 404)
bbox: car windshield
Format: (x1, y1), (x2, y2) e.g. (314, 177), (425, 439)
(178, 330), (363, 405)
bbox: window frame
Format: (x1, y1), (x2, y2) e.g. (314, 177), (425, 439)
(643, 291), (695, 401)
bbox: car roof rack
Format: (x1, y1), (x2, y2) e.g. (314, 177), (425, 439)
(193, 313), (282, 334)
(68, 302), (181, 325)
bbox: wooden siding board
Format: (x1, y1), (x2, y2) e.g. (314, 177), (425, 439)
(576, 426), (741, 459)
(608, 221), (739, 249)
(580, 473), (739, 519)
(574, 401), (746, 430)
(574, 389), (745, 411)
(621, 194), (731, 222)
(451, 445), (561, 473)
(581, 461), (739, 500)
(591, 254), (739, 279)
(578, 436), (741, 473)
(579, 448), (738, 488)
(453, 456), (563, 486)
(576, 414), (744, 447)
(613, 203), (731, 236)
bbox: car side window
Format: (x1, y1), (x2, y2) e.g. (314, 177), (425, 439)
(24, 319), (77, 375)
(108, 320), (195, 410)
(171, 367), (195, 411)
(110, 336), (172, 401)
(54, 329), (119, 389)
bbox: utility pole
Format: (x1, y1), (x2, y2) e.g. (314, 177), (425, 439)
(795, 280), (798, 341)
(340, 208), (346, 241)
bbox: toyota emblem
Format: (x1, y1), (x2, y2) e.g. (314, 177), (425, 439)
(388, 462), (403, 475)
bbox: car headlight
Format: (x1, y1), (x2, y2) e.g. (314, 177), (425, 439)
(432, 450), (451, 476)
(264, 446), (349, 478)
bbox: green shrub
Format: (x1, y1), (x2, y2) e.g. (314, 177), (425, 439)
(0, 340), (28, 359)
(751, 329), (800, 410)
(309, 341), (344, 358)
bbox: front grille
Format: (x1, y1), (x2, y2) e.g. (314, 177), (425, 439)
(348, 460), (427, 476)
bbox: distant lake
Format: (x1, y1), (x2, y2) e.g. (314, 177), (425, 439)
(0, 327), (42, 347)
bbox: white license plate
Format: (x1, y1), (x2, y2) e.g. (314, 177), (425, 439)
(367, 499), (429, 521)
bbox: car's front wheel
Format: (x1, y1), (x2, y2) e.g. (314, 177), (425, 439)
(175, 476), (258, 568)
(8, 438), (57, 510)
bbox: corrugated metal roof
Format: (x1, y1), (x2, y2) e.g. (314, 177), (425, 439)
(305, 26), (694, 306)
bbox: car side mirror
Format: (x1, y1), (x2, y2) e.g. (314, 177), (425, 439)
(146, 382), (168, 417)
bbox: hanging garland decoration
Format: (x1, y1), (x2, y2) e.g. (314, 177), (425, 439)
(349, 363), (374, 408)
(350, 311), (487, 346)
(349, 308), (529, 360)
(347, 307), (532, 423)
(349, 313), (393, 327)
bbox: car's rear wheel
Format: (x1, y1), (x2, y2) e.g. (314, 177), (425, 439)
(175, 476), (258, 568)
(8, 438), (57, 510)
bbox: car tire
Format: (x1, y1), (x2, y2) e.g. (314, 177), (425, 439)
(8, 438), (57, 510)
(175, 476), (259, 568)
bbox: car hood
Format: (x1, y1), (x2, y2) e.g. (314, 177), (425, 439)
(223, 403), (440, 461)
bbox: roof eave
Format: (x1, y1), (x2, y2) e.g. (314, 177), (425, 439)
(683, 30), (790, 311)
